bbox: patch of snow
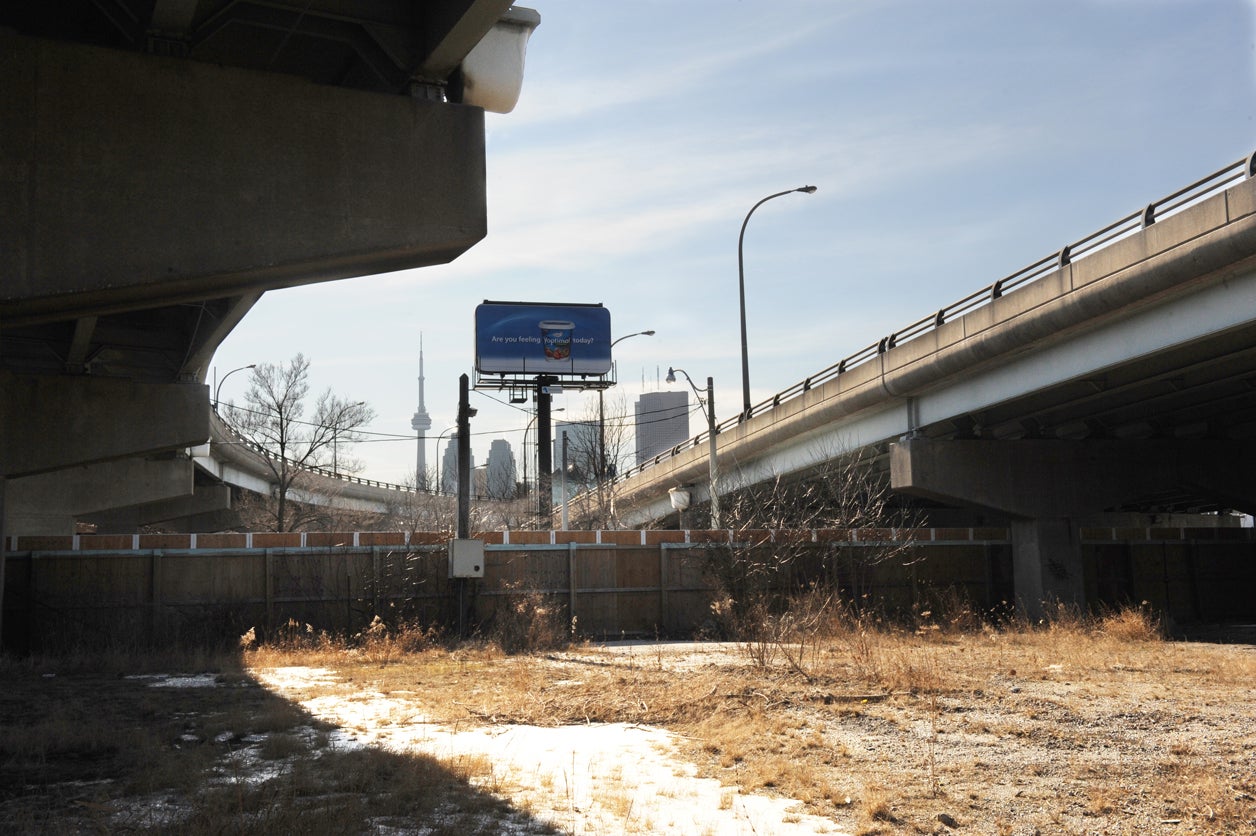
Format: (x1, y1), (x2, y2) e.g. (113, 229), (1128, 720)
(256, 666), (847, 835)
(254, 666), (338, 690)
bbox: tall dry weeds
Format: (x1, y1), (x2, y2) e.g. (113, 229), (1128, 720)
(485, 581), (570, 655)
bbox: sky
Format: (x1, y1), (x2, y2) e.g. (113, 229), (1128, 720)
(210, 0), (1256, 486)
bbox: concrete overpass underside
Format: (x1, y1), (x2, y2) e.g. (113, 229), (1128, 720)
(612, 167), (1256, 615)
(0, 1), (531, 535)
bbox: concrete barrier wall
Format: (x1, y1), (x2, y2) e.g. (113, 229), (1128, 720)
(3, 528), (1252, 651)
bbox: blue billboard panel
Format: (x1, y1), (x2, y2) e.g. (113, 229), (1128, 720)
(475, 302), (612, 375)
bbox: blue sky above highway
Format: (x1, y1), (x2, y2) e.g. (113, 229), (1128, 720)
(212, 0), (1256, 485)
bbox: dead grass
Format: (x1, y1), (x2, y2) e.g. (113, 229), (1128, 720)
(5, 605), (1255, 834)
(239, 606), (1256, 834)
(0, 650), (558, 834)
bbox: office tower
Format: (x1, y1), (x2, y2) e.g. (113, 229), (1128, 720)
(441, 434), (474, 494)
(485, 438), (517, 499)
(635, 391), (689, 465)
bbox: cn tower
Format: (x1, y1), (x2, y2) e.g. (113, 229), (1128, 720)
(410, 337), (433, 489)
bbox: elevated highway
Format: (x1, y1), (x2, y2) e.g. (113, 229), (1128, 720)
(609, 155), (1256, 612)
(0, 1), (538, 535)
(110, 411), (430, 532)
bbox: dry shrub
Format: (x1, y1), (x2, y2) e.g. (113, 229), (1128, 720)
(726, 595), (783, 668)
(1098, 602), (1163, 642)
(914, 586), (986, 636)
(243, 615), (444, 667)
(356, 615), (444, 664)
(486, 581), (569, 654)
(241, 618), (342, 669)
(1036, 600), (1092, 636)
(1010, 601), (1166, 654)
(856, 783), (897, 835)
(272, 618), (339, 653)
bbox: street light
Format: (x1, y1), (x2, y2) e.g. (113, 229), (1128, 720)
(434, 426), (457, 494)
(611, 330), (657, 347)
(523, 408), (563, 506)
(213, 364), (256, 409)
(738, 185), (817, 416)
(665, 366), (720, 529)
(601, 330), (656, 507)
(330, 401), (367, 477)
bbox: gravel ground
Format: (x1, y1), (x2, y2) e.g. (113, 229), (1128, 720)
(253, 633), (1256, 835)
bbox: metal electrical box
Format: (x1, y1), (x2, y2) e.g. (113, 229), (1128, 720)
(448, 539), (485, 578)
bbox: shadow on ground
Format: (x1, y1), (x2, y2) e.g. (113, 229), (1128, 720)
(0, 650), (560, 834)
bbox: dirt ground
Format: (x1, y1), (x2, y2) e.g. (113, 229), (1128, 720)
(2, 621), (1255, 835)
(250, 621), (1256, 835)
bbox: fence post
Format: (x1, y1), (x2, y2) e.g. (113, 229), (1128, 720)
(659, 544), (668, 633)
(150, 550), (162, 643)
(983, 541), (994, 609)
(372, 547), (381, 617)
(568, 542), (577, 627)
(264, 549), (274, 631)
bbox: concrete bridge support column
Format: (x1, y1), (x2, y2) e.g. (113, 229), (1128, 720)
(1010, 517), (1084, 614)
(1, 476), (6, 648)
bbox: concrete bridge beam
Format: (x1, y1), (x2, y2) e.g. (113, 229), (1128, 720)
(890, 437), (1256, 518)
(1, 29), (486, 326)
(0, 372), (208, 479)
(890, 436), (1256, 614)
(7, 458), (197, 535)
(1, 372), (208, 535)
(82, 484), (234, 533)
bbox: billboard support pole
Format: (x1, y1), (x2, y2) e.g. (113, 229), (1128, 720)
(536, 375), (554, 529)
(455, 373), (475, 637)
(457, 373), (473, 539)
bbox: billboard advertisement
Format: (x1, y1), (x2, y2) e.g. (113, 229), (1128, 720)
(475, 302), (612, 376)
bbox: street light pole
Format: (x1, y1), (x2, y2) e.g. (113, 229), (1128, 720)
(434, 426), (457, 495)
(523, 408), (563, 515)
(666, 366), (720, 529)
(738, 185), (816, 417)
(330, 400), (366, 478)
(213, 363), (256, 409)
(601, 330), (655, 518)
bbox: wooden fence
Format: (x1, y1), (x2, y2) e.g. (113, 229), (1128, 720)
(3, 527), (1253, 651)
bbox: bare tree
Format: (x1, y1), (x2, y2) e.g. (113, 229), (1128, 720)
(705, 444), (926, 637)
(384, 484), (453, 535)
(563, 392), (636, 528)
(225, 353), (376, 531)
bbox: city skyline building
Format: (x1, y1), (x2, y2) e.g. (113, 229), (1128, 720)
(553, 420), (599, 481)
(440, 434), (474, 495)
(635, 391), (690, 465)
(485, 438), (517, 499)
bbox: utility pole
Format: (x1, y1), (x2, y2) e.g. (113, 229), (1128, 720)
(453, 373), (477, 638)
(456, 373), (473, 539)
(536, 375), (555, 528)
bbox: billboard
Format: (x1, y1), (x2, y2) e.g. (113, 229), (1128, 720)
(475, 302), (612, 376)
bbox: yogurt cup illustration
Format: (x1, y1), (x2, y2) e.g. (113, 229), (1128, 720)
(539, 320), (575, 361)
